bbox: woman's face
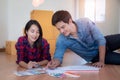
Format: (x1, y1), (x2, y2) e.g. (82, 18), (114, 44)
(26, 24), (40, 44)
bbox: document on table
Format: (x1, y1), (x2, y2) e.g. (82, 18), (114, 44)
(59, 65), (100, 71)
(46, 65), (100, 74)
(14, 65), (100, 77)
(14, 68), (46, 76)
(46, 65), (100, 78)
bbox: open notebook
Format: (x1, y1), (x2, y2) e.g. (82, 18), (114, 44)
(46, 65), (100, 74)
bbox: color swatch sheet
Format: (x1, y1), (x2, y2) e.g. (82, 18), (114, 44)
(14, 68), (46, 76)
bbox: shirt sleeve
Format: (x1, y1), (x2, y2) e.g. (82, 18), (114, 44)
(15, 37), (25, 64)
(42, 39), (51, 61)
(53, 35), (67, 63)
(87, 18), (106, 46)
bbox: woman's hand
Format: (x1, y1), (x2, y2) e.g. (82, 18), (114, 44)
(27, 61), (39, 69)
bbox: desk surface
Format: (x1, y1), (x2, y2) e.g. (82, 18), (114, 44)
(0, 52), (120, 80)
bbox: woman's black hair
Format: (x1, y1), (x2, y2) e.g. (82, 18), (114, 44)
(24, 19), (43, 51)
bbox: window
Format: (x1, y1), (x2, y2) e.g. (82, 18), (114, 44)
(85, 0), (105, 22)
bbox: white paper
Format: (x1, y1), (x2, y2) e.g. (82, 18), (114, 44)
(46, 65), (99, 78)
(46, 65), (100, 74)
(59, 65), (100, 71)
(14, 68), (46, 76)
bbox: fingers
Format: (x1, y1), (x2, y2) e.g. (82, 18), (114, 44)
(47, 60), (56, 69)
(45, 61), (52, 70)
(27, 61), (33, 69)
(27, 61), (39, 69)
(92, 64), (101, 68)
(32, 62), (40, 68)
(92, 62), (104, 68)
(46, 59), (60, 69)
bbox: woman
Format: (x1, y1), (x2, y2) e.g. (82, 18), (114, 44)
(16, 20), (51, 69)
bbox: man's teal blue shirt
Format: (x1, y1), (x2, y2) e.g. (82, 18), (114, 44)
(53, 18), (106, 63)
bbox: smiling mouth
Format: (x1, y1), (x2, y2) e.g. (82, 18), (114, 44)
(32, 37), (37, 40)
(62, 32), (66, 34)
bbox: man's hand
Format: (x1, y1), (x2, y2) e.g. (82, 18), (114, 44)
(92, 61), (105, 68)
(46, 59), (61, 69)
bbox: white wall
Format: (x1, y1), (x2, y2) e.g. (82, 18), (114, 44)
(0, 0), (120, 48)
(97, 0), (120, 35)
(119, 0), (120, 32)
(79, 0), (120, 35)
(0, 0), (8, 48)
(0, 0), (76, 48)
(7, 0), (75, 41)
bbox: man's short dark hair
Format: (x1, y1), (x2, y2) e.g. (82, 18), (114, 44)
(52, 10), (72, 26)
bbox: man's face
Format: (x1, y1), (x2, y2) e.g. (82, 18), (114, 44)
(55, 21), (71, 36)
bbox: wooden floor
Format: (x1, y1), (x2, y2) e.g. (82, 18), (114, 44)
(0, 52), (120, 80)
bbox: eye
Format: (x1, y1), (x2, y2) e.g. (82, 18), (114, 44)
(57, 28), (60, 31)
(61, 26), (65, 29)
(30, 29), (34, 33)
(57, 24), (66, 31)
(61, 25), (66, 29)
(36, 31), (39, 34)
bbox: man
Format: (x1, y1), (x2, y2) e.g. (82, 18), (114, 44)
(47, 10), (120, 69)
